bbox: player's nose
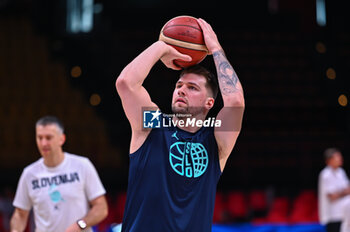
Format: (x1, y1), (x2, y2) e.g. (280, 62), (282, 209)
(177, 86), (186, 96)
(40, 139), (49, 146)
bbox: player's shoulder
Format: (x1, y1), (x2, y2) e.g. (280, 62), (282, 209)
(23, 158), (43, 172)
(338, 167), (348, 176)
(19, 158), (45, 178)
(65, 152), (91, 164)
(65, 152), (89, 161)
(319, 166), (331, 177)
(64, 152), (92, 167)
(319, 166), (345, 179)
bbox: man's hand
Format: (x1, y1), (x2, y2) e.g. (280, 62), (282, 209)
(197, 18), (222, 54)
(345, 186), (350, 194)
(328, 187), (350, 202)
(65, 222), (81, 232)
(159, 41), (192, 70)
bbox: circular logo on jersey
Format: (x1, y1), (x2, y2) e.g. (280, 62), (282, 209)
(49, 184), (64, 203)
(169, 142), (208, 178)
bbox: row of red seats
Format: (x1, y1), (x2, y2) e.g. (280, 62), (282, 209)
(0, 190), (317, 232)
(214, 190), (318, 224)
(96, 192), (127, 232)
(96, 189), (318, 231)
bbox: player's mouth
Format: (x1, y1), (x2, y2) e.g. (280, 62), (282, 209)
(175, 97), (187, 104)
(41, 148), (50, 153)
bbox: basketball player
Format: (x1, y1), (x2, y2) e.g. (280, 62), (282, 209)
(10, 116), (108, 232)
(319, 148), (350, 232)
(116, 18), (245, 231)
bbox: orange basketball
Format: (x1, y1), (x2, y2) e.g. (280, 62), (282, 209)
(159, 16), (208, 68)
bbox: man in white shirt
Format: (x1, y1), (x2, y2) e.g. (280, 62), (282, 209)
(319, 148), (350, 232)
(10, 116), (108, 232)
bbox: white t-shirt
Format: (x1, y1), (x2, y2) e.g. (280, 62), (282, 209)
(13, 152), (106, 232)
(318, 166), (350, 225)
(341, 200), (350, 232)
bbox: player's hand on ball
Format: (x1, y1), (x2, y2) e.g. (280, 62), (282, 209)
(197, 18), (222, 55)
(160, 42), (192, 70)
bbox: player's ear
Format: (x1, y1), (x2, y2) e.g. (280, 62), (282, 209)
(60, 133), (66, 146)
(205, 97), (215, 110)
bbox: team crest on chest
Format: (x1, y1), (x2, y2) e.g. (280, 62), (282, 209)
(169, 138), (209, 178)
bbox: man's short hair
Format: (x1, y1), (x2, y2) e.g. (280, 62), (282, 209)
(36, 116), (64, 134)
(180, 65), (218, 99)
(324, 147), (341, 162)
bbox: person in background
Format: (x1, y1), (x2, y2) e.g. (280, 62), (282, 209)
(10, 116), (108, 232)
(319, 148), (350, 232)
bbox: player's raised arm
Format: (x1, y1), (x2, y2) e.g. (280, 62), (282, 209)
(198, 18), (245, 171)
(116, 41), (191, 153)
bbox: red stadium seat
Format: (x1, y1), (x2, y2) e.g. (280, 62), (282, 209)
(289, 190), (318, 223)
(97, 194), (118, 232)
(115, 191), (127, 223)
(226, 191), (248, 222)
(249, 190), (267, 211)
(249, 190), (268, 223)
(213, 191), (226, 223)
(266, 197), (289, 223)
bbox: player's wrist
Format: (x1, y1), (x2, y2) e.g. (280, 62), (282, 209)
(155, 40), (168, 51)
(154, 41), (172, 59)
(210, 46), (223, 55)
(155, 40), (165, 47)
(77, 219), (87, 230)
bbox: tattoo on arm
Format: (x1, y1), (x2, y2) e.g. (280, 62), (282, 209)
(213, 50), (240, 95)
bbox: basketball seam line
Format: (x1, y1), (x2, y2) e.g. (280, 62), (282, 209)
(162, 33), (204, 46)
(159, 33), (208, 52)
(163, 24), (202, 32)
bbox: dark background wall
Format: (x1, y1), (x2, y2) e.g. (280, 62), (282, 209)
(0, 0), (349, 195)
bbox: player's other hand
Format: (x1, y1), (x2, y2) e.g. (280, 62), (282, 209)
(159, 41), (192, 70)
(197, 18), (222, 55)
(344, 186), (350, 195)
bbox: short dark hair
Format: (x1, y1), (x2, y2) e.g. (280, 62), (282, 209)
(180, 65), (218, 99)
(324, 147), (341, 162)
(36, 116), (64, 134)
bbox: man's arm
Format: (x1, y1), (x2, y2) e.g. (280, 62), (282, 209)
(198, 19), (245, 171)
(10, 208), (30, 232)
(65, 195), (108, 232)
(116, 41), (191, 153)
(327, 186), (350, 202)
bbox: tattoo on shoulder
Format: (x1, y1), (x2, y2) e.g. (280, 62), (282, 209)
(213, 50), (240, 95)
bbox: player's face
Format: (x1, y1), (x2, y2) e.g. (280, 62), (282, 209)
(172, 73), (214, 116)
(36, 124), (65, 158)
(329, 152), (343, 168)
(333, 152), (343, 167)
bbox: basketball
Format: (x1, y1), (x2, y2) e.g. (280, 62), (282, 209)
(159, 16), (208, 68)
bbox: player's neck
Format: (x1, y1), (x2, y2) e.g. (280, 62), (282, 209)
(173, 113), (207, 133)
(44, 150), (65, 167)
(328, 164), (340, 171)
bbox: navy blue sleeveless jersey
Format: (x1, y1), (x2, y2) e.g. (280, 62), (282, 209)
(121, 120), (222, 232)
